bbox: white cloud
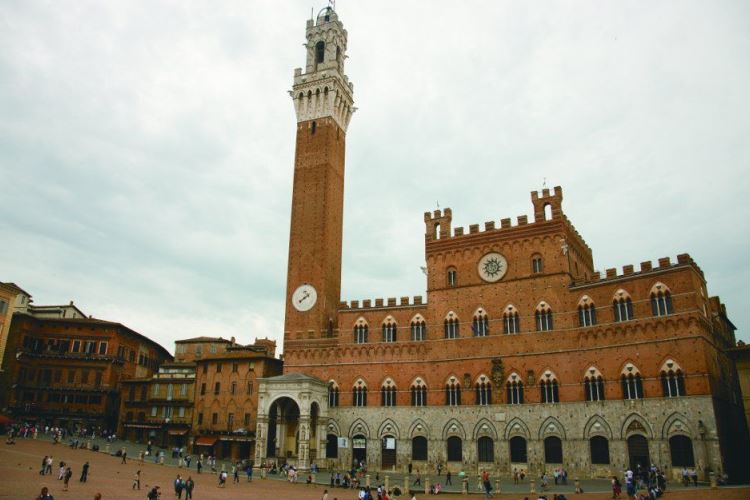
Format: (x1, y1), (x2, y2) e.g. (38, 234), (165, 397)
(1, 0), (749, 354)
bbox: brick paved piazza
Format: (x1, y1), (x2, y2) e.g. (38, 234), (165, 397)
(2, 439), (749, 499)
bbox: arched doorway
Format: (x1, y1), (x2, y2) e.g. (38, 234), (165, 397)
(266, 397), (300, 460)
(627, 435), (650, 471)
(381, 434), (397, 470)
(326, 434), (338, 459)
(352, 434), (367, 467)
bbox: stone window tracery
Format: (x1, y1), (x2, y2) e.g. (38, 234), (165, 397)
(506, 373), (524, 404)
(475, 374), (492, 405)
(620, 363), (644, 400)
(382, 317), (397, 343)
(410, 315), (426, 341)
(354, 318), (369, 344)
(532, 254), (543, 274)
(584, 367), (605, 401)
(411, 378), (427, 407)
(472, 309), (489, 337)
(381, 378), (397, 407)
(444, 312), (459, 339)
(328, 381), (339, 407)
(535, 302), (554, 332)
(353, 379), (367, 407)
(445, 376), (462, 406)
(504, 305), (520, 334)
(660, 359), (685, 397)
(613, 289), (634, 322)
(540, 371), (559, 403)
(650, 283), (674, 317)
(578, 296), (597, 327)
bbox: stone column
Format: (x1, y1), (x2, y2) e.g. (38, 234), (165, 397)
(317, 423), (327, 461)
(297, 417), (311, 470)
(403, 475), (410, 495)
(530, 479), (536, 494)
(462, 477), (468, 494)
(424, 476), (430, 495)
(255, 418), (268, 464)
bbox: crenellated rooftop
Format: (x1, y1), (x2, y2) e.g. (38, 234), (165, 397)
(339, 295), (426, 311)
(423, 186), (592, 256)
(570, 253), (704, 288)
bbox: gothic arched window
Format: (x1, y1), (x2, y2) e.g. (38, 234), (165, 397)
(354, 320), (368, 344)
(411, 379), (427, 407)
(613, 290), (634, 322)
(584, 367), (605, 402)
(475, 375), (492, 406)
(578, 297), (597, 327)
(620, 364), (644, 400)
(382, 318), (397, 343)
(328, 382), (339, 407)
(410, 316), (426, 341)
(381, 379), (397, 407)
(472, 310), (489, 337)
(535, 303), (554, 332)
(503, 305), (520, 334)
(651, 286), (674, 317)
(506, 373), (524, 405)
(445, 376), (461, 406)
(444, 313), (459, 339)
(540, 372), (559, 403)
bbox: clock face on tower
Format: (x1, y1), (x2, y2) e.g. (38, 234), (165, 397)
(478, 252), (508, 282)
(292, 284), (318, 312)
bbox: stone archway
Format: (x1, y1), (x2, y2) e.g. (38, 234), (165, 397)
(255, 373), (330, 470)
(267, 396), (301, 461)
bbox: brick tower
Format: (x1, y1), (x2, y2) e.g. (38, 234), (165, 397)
(284, 7), (354, 347)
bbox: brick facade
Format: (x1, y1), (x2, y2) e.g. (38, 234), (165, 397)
(257, 7), (749, 482)
(2, 313), (171, 431)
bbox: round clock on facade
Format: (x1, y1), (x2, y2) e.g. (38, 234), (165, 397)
(292, 284), (317, 312)
(478, 252), (508, 282)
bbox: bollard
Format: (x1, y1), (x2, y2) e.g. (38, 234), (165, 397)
(575, 478), (581, 493)
(530, 478), (536, 494)
(385, 475), (389, 491)
(425, 476), (430, 495)
(494, 477), (501, 494)
(104, 444), (110, 454)
(710, 472), (717, 489)
(87, 440), (92, 450)
(462, 477), (468, 494)
(366, 474), (370, 488)
(312, 473), (316, 484)
(159, 455), (164, 465)
(404, 475), (410, 495)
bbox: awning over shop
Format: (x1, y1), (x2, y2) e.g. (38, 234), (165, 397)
(168, 429), (189, 436)
(219, 436), (255, 443)
(124, 424), (160, 429)
(195, 436), (218, 446)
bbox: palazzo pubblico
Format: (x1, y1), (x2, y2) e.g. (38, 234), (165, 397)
(255, 7), (748, 481)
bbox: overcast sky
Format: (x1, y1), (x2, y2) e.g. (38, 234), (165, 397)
(1, 1), (749, 354)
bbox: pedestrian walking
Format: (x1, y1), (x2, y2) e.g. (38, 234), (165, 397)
(233, 464), (239, 483)
(482, 470), (493, 498)
(414, 468), (421, 486)
(133, 470), (141, 490)
(45, 456), (53, 475)
(58, 461), (66, 480)
(196, 459), (202, 474)
(174, 474), (184, 499)
(39, 455), (47, 475)
(63, 466), (72, 491)
(146, 486), (160, 499)
(80, 461), (89, 482)
(446, 470), (452, 485)
(184, 476), (194, 500)
(121, 449), (127, 464)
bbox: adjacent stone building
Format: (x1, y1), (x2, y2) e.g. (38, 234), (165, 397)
(119, 357), (195, 448)
(192, 338), (282, 460)
(256, 6), (748, 483)
(2, 311), (171, 431)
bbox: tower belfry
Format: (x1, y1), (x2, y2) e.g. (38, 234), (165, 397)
(292, 7), (355, 132)
(284, 6), (354, 347)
